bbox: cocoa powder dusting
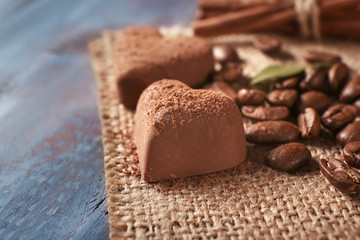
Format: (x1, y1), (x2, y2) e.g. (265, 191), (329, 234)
(138, 79), (234, 132)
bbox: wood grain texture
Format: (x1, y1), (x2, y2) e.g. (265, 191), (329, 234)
(0, 0), (196, 239)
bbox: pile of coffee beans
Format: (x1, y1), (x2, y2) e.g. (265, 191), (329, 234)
(209, 39), (360, 194)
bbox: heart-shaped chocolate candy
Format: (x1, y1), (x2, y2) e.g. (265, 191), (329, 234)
(134, 79), (247, 182)
(113, 26), (214, 107)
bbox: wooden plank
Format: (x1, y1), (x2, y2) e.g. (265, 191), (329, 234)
(0, 54), (109, 240)
(0, 0), (196, 239)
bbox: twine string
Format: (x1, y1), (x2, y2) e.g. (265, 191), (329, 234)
(244, 0), (322, 40)
(295, 0), (321, 40)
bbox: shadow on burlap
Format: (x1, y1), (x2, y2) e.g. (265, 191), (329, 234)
(89, 28), (360, 239)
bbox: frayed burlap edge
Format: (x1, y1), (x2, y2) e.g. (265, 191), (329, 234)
(89, 28), (360, 240)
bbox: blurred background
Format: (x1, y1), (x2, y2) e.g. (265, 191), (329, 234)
(0, 1), (195, 239)
(2, 0), (359, 239)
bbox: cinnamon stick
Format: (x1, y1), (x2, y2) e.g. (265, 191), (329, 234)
(322, 8), (360, 20)
(192, 0), (360, 38)
(196, 8), (233, 20)
(321, 19), (360, 39)
(198, 0), (264, 11)
(192, 2), (293, 37)
(319, 0), (360, 11)
(322, 13), (360, 21)
(267, 22), (297, 34)
(236, 8), (296, 33)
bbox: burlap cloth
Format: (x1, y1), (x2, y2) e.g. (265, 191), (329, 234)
(89, 27), (360, 239)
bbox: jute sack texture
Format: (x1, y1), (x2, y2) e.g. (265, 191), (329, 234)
(89, 27), (360, 239)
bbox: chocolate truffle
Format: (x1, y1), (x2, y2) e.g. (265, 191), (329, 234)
(134, 79), (247, 182)
(113, 26), (214, 107)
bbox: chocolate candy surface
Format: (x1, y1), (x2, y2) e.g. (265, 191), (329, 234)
(135, 79), (247, 182)
(113, 26), (214, 107)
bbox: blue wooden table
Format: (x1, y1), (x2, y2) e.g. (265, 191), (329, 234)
(0, 1), (196, 239)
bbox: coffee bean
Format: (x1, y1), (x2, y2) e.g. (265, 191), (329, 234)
(267, 89), (298, 107)
(241, 105), (290, 121)
(245, 121), (299, 143)
(297, 90), (331, 114)
(237, 88), (266, 105)
(339, 75), (360, 103)
(336, 121), (360, 146)
(253, 35), (281, 54)
(319, 158), (360, 193)
(346, 132), (360, 146)
(275, 77), (299, 89)
(265, 143), (311, 171)
(328, 62), (349, 93)
(304, 50), (341, 63)
(321, 104), (358, 131)
(299, 67), (328, 91)
(343, 141), (360, 168)
(205, 81), (237, 101)
(213, 45), (239, 65)
(213, 62), (243, 83)
(297, 108), (321, 139)
(353, 98), (360, 114)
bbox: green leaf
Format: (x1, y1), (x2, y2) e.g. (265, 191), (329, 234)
(311, 62), (334, 68)
(251, 81), (276, 92)
(250, 64), (306, 86)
